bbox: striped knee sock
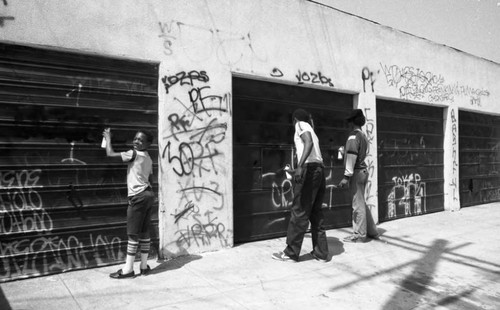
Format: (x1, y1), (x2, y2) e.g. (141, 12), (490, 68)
(127, 240), (139, 256)
(139, 238), (151, 255)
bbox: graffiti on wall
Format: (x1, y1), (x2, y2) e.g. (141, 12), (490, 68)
(450, 109), (459, 203)
(387, 173), (426, 219)
(158, 20), (267, 67)
(1, 233), (123, 279)
(161, 70), (231, 251)
(380, 63), (490, 105)
(271, 178), (294, 208)
(0, 169), (50, 235)
(361, 67), (379, 92)
(0, 168), (125, 279)
(363, 108), (377, 212)
(0, 0), (14, 27)
(270, 67), (335, 88)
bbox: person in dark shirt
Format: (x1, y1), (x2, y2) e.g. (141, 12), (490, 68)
(339, 109), (379, 243)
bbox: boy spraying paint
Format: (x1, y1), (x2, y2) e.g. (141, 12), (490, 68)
(102, 128), (155, 278)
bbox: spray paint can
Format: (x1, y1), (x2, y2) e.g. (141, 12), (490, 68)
(284, 164), (292, 180)
(101, 128), (109, 148)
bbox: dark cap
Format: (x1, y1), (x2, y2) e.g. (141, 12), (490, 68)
(346, 109), (364, 122)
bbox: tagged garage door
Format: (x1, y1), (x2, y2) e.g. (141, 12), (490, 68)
(377, 100), (444, 222)
(0, 43), (158, 282)
(233, 77), (353, 243)
(459, 111), (500, 207)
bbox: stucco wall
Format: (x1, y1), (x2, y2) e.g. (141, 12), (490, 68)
(2, 0), (499, 257)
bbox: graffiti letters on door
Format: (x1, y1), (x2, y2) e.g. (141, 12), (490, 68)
(387, 173), (426, 218)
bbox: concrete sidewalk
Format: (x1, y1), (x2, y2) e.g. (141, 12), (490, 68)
(2, 203), (500, 310)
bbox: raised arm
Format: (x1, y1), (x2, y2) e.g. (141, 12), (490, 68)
(103, 128), (122, 158)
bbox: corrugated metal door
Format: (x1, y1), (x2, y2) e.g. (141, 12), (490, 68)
(0, 43), (159, 282)
(377, 99), (444, 221)
(459, 111), (500, 207)
(233, 77), (353, 243)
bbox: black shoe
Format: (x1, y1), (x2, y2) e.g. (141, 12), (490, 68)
(109, 269), (135, 279)
(343, 235), (365, 243)
(309, 251), (329, 262)
(140, 265), (151, 276)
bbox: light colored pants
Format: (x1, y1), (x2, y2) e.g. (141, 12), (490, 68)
(349, 168), (378, 239)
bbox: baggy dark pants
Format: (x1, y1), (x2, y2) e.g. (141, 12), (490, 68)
(284, 163), (329, 260)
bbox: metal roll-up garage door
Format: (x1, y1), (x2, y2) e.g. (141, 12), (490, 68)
(233, 77), (353, 243)
(459, 111), (500, 207)
(0, 43), (159, 282)
(377, 99), (444, 222)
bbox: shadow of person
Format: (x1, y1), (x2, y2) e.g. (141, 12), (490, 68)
(377, 228), (387, 237)
(327, 236), (345, 257)
(364, 227), (388, 243)
(299, 236), (345, 262)
(148, 254), (203, 275)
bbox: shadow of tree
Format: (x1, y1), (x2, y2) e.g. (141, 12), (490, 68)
(436, 289), (476, 308)
(383, 239), (448, 309)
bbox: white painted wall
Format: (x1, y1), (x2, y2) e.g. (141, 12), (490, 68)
(2, 0), (499, 257)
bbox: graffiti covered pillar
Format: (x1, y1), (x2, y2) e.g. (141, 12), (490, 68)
(443, 105), (460, 211)
(157, 63), (233, 258)
(353, 91), (379, 223)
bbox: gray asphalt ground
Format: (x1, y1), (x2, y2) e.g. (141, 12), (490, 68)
(1, 202), (500, 310)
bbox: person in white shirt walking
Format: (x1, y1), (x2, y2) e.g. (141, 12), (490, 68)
(272, 109), (329, 262)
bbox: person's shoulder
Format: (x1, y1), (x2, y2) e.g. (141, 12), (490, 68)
(297, 121), (313, 131)
(351, 129), (365, 137)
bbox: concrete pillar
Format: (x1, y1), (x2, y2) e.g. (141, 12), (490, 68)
(443, 106), (461, 211)
(353, 92), (379, 223)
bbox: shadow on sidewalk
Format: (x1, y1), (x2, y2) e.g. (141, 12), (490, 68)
(301, 235), (345, 261)
(382, 238), (479, 309)
(327, 236), (345, 257)
(149, 254), (203, 275)
(0, 286), (12, 310)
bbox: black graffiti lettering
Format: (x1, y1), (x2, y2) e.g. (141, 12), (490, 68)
(177, 180), (224, 210)
(270, 67), (284, 77)
(295, 70), (334, 87)
(168, 113), (191, 141)
(161, 70), (209, 94)
(174, 201), (196, 224)
(381, 62), (489, 103)
(362, 67), (370, 92)
(310, 72), (319, 84)
(162, 141), (194, 176)
(301, 72), (310, 82)
(189, 86), (228, 116)
(318, 71), (334, 87)
(361, 67), (379, 92)
(0, 16), (14, 27)
(175, 212), (227, 248)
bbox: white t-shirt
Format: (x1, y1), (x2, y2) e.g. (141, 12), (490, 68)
(294, 121), (323, 165)
(121, 150), (153, 197)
